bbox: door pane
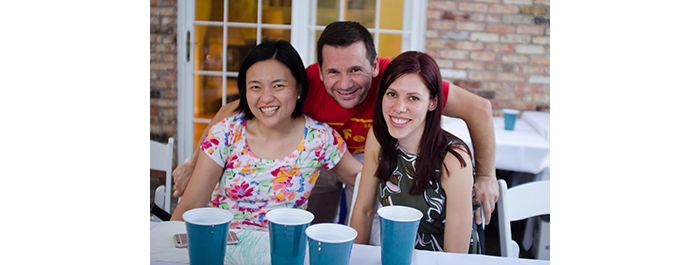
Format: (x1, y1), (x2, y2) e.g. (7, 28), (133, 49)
(195, 26), (224, 71)
(380, 0), (403, 30)
(378, 33), (402, 59)
(262, 28), (291, 42)
(262, 0), (292, 24)
(225, 77), (241, 104)
(346, 0), (376, 28)
(193, 122), (209, 150)
(316, 0), (339, 26)
(194, 75), (223, 119)
(228, 0), (258, 23)
(226, 27), (257, 72)
(196, 0), (223, 21)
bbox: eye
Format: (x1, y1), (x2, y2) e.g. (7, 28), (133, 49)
(385, 91), (397, 98)
(248, 85), (261, 91)
(351, 67), (363, 73)
(273, 83), (286, 89)
(409, 96), (420, 101)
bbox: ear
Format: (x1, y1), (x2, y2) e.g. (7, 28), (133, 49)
(428, 97), (438, 111)
(371, 57), (379, 78)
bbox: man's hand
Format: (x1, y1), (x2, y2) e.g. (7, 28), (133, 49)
(172, 160), (195, 197)
(474, 175), (499, 225)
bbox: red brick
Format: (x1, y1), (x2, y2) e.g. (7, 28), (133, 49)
(428, 10), (441, 19)
(489, 4), (520, 14)
(502, 54), (529, 63)
(521, 65), (549, 75)
(457, 41), (485, 50)
(428, 1), (457, 11)
(497, 73), (526, 82)
(485, 43), (514, 52)
(530, 56), (550, 65)
(428, 39), (457, 49)
(459, 3), (489, 13)
(517, 25), (545, 35)
(500, 34), (531, 44)
(470, 71), (498, 80)
(487, 24), (515, 34)
(435, 59), (454, 68)
(470, 51), (497, 61)
(439, 49), (469, 60)
(442, 11), (470, 21)
(533, 36), (549, 45)
(429, 20), (455, 30)
(455, 61), (485, 70)
(456, 22), (485, 31)
(469, 13), (501, 23)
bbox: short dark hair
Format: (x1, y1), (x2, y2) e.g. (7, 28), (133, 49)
(373, 51), (469, 195)
(235, 40), (308, 120)
(316, 21), (377, 67)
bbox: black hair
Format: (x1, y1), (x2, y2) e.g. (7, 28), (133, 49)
(316, 21), (377, 68)
(235, 40), (308, 119)
(373, 51), (469, 195)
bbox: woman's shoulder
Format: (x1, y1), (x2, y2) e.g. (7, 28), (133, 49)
(303, 115), (335, 134)
(208, 112), (246, 136)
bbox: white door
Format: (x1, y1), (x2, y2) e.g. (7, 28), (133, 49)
(177, 0), (426, 162)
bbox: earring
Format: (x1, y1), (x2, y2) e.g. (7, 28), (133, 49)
(297, 95), (301, 100)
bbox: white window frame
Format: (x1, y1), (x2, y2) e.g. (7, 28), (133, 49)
(177, 0), (425, 163)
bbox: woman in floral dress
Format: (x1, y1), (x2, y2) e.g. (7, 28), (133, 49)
(171, 40), (361, 230)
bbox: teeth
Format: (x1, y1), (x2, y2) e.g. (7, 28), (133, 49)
(391, 117), (409, 124)
(337, 89), (357, 95)
(260, 106), (279, 113)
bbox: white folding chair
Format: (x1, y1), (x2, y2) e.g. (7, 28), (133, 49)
(151, 137), (174, 213)
(347, 172), (381, 245)
(497, 179), (550, 258)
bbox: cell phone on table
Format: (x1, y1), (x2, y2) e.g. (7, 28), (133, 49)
(174, 231), (240, 248)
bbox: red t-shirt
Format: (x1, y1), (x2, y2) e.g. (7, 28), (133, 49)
(303, 57), (450, 154)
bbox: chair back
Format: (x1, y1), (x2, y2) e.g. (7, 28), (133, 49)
(151, 137), (174, 213)
(497, 179), (550, 258)
(347, 172), (363, 225)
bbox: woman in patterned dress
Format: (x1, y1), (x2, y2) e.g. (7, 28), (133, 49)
(350, 51), (480, 253)
(171, 40), (361, 230)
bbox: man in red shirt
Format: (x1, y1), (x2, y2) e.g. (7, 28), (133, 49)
(172, 21), (499, 226)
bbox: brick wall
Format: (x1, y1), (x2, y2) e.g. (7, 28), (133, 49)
(426, 0), (550, 113)
(151, 0), (178, 144)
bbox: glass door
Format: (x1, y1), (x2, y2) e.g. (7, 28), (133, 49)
(178, 0), (425, 162)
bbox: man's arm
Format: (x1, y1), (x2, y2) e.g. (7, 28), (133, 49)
(172, 100), (239, 197)
(443, 82), (499, 225)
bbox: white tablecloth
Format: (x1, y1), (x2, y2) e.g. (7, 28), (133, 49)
(150, 221), (549, 265)
(441, 116), (550, 174)
(521, 111), (550, 140)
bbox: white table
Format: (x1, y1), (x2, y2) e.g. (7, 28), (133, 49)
(151, 221), (549, 265)
(441, 116), (550, 174)
(521, 111), (550, 140)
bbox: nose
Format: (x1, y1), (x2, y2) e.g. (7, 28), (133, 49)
(394, 98), (407, 113)
(260, 87), (274, 102)
(338, 74), (352, 90)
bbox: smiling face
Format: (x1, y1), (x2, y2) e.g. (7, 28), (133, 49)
(382, 73), (438, 152)
(319, 41), (379, 109)
(245, 59), (299, 128)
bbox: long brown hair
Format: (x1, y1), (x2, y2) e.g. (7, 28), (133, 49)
(373, 51), (469, 195)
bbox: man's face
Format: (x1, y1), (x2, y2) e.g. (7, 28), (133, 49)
(319, 41), (379, 109)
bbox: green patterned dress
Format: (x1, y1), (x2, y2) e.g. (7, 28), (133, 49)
(377, 143), (482, 253)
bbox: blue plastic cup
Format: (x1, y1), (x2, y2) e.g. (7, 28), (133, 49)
(305, 224), (357, 265)
(266, 208), (315, 265)
(377, 205), (423, 265)
(182, 207), (233, 265)
(503, 108), (519, 131)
